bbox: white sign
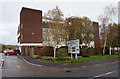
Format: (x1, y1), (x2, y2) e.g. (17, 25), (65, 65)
(68, 39), (80, 54)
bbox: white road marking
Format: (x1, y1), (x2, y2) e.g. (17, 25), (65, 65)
(88, 71), (116, 79)
(17, 65), (20, 69)
(22, 58), (43, 67)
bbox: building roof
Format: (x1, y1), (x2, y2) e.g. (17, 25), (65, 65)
(20, 7), (42, 15)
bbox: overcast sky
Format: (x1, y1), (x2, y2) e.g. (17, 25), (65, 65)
(0, 0), (119, 45)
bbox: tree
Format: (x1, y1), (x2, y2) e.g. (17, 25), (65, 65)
(66, 17), (83, 43)
(107, 23), (118, 47)
(98, 4), (117, 55)
(43, 6), (64, 22)
(66, 16), (94, 45)
(43, 6), (69, 58)
(112, 24), (120, 47)
(81, 17), (94, 45)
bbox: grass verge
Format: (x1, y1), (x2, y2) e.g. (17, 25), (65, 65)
(37, 55), (120, 63)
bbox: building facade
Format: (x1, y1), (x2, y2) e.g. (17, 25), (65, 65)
(66, 16), (100, 48)
(42, 22), (67, 48)
(17, 7), (43, 55)
(93, 22), (100, 48)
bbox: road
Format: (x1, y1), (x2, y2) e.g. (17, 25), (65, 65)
(2, 55), (120, 79)
(0, 53), (2, 79)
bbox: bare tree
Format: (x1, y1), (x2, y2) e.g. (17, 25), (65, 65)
(98, 4), (117, 55)
(43, 6), (69, 58)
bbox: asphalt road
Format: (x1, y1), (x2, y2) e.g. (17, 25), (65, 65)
(0, 53), (4, 79)
(2, 55), (120, 79)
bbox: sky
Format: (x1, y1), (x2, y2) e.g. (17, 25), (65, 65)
(0, 0), (119, 45)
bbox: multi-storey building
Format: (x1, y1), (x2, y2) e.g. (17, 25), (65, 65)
(17, 7), (100, 56)
(42, 20), (100, 48)
(42, 22), (67, 48)
(93, 22), (100, 48)
(66, 16), (100, 48)
(17, 7), (43, 55)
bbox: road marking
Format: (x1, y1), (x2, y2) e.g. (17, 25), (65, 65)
(88, 71), (116, 79)
(21, 57), (43, 67)
(17, 65), (20, 69)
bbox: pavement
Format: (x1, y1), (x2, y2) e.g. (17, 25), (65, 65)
(2, 55), (120, 78)
(0, 53), (4, 68)
(0, 53), (4, 79)
(18, 55), (120, 69)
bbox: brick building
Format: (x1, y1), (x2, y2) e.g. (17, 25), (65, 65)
(42, 22), (67, 48)
(66, 16), (100, 48)
(17, 7), (43, 56)
(93, 22), (100, 48)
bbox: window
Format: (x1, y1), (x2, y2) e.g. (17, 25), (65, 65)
(45, 37), (47, 41)
(48, 37), (50, 41)
(42, 38), (44, 41)
(43, 28), (45, 32)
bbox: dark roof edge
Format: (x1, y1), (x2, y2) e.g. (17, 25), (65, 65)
(21, 7), (42, 12)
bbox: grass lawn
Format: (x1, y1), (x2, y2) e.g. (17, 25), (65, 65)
(37, 55), (120, 63)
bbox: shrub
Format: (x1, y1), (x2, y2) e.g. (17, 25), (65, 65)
(55, 57), (71, 61)
(41, 56), (54, 61)
(82, 54), (90, 57)
(77, 56), (83, 59)
(56, 48), (68, 57)
(96, 54), (102, 56)
(32, 55), (39, 59)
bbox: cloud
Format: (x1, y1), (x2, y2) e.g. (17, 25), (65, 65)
(0, 0), (119, 2)
(0, 2), (21, 23)
(0, 23), (18, 45)
(0, 1), (117, 45)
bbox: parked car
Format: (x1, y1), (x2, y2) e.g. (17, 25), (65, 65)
(4, 50), (20, 55)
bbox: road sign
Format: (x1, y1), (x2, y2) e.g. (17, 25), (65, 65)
(68, 39), (80, 54)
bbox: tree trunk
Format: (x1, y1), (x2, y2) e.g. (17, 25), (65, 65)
(109, 46), (112, 55)
(54, 47), (56, 58)
(103, 37), (107, 55)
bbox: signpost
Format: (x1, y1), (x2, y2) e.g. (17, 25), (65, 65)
(68, 39), (80, 60)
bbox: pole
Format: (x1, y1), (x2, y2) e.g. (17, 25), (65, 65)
(71, 54), (72, 60)
(109, 46), (111, 55)
(75, 53), (77, 60)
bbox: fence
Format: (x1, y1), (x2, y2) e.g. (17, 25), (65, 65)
(21, 46), (54, 57)
(21, 46), (117, 57)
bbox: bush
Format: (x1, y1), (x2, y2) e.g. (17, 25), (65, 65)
(55, 57), (71, 61)
(32, 55), (39, 59)
(56, 48), (68, 57)
(82, 54), (90, 57)
(105, 47), (109, 55)
(77, 56), (83, 59)
(112, 50), (120, 55)
(41, 56), (54, 61)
